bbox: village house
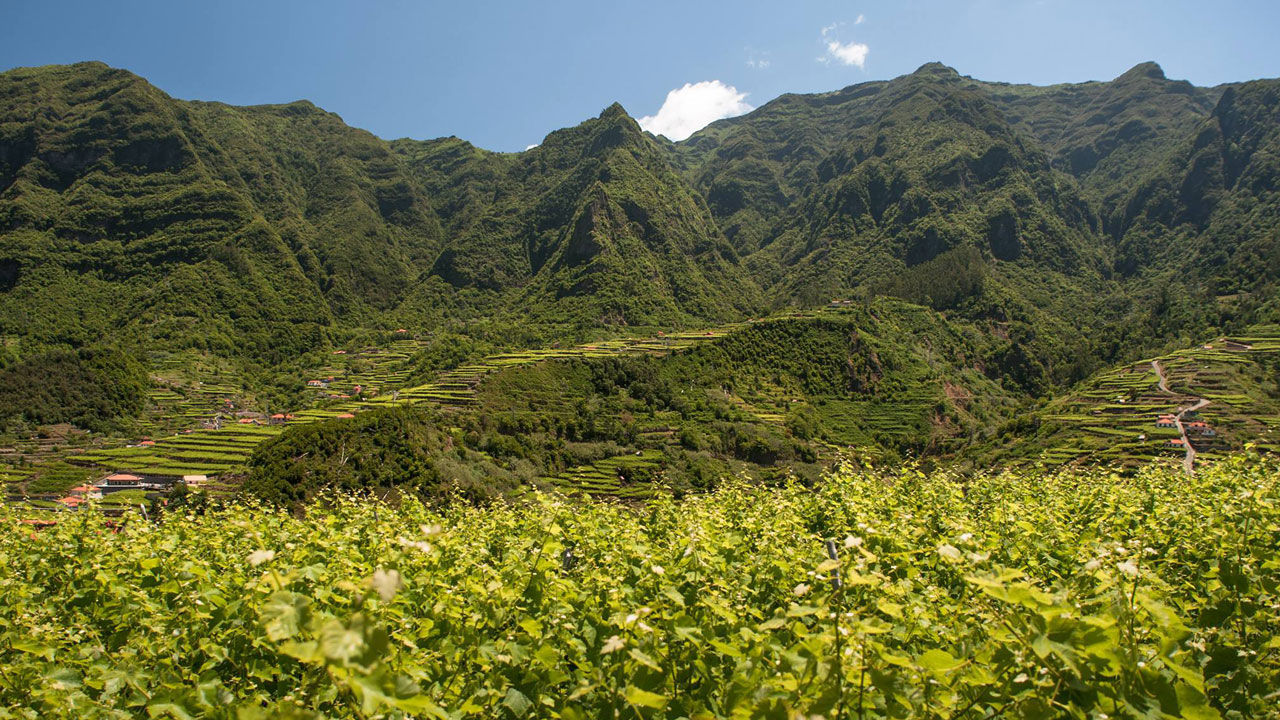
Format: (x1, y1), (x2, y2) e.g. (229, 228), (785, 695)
(307, 380), (326, 388)
(100, 473), (145, 494)
(68, 484), (103, 500)
(1185, 421), (1216, 436)
(1168, 438), (1186, 448)
(1155, 415), (1177, 428)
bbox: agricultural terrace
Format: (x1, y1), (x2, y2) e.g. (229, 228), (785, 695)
(996, 325), (1280, 470)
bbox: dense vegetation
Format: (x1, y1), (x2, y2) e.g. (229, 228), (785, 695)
(0, 346), (147, 433)
(239, 305), (1035, 506)
(4, 456), (1277, 718)
(3, 60), (1278, 387)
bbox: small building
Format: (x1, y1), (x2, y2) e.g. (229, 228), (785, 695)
(69, 484), (103, 500)
(105, 473), (143, 486)
(336, 412), (356, 419)
(269, 413), (287, 426)
(394, 328), (409, 334)
(1186, 422), (1216, 436)
(332, 350), (347, 355)
(139, 440), (156, 446)
(237, 418), (256, 425)
(1168, 438), (1185, 448)
(57, 496), (84, 510)
(307, 380), (326, 388)
(1156, 415), (1177, 428)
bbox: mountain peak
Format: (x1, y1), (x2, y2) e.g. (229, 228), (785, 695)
(1116, 61), (1166, 82)
(912, 62), (960, 80)
(599, 102), (631, 120)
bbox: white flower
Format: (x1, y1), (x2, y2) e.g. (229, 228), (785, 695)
(651, 565), (665, 576)
(397, 537), (433, 553)
(601, 635), (625, 654)
(1013, 673), (1029, 683)
(1117, 561), (1139, 577)
(369, 567), (403, 601)
(793, 583), (811, 597)
(248, 550), (275, 567)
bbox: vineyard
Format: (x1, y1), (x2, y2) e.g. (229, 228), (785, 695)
(2, 455), (1277, 718)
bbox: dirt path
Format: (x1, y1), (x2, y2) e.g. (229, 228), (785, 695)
(1152, 360), (1211, 475)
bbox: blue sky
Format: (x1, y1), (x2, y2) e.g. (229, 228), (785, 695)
(3, 0), (1277, 151)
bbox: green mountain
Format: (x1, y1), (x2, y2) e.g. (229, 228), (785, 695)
(2, 59), (1279, 442)
(392, 103), (761, 326)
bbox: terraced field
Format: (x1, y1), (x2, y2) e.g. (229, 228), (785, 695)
(1001, 327), (1280, 469)
(16, 325), (746, 495)
(543, 450), (666, 500)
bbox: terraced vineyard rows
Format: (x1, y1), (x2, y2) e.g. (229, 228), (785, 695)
(1005, 327), (1280, 469)
(24, 326), (746, 499)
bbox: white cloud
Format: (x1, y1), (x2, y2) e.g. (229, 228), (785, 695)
(826, 39), (869, 67)
(525, 143), (539, 151)
(746, 58), (771, 69)
(820, 24), (869, 68)
(855, 13), (865, 24)
(638, 81), (754, 141)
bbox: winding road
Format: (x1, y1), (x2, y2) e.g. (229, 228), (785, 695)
(1151, 360), (1211, 475)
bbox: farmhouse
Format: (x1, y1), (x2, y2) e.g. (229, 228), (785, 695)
(104, 473), (142, 486)
(269, 413), (287, 425)
(1185, 421), (1216, 436)
(69, 484), (102, 500)
(1155, 415), (1177, 428)
(1168, 438), (1185, 448)
(307, 380), (326, 388)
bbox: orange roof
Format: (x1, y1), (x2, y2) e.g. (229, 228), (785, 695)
(58, 497), (83, 506)
(237, 418), (254, 424)
(336, 412), (356, 419)
(107, 473), (142, 481)
(69, 485), (97, 493)
(271, 413), (285, 419)
(139, 440), (156, 446)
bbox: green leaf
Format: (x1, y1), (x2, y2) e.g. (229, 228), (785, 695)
(624, 686), (668, 709)
(502, 687), (533, 717)
(259, 591), (309, 642)
(916, 648), (962, 673)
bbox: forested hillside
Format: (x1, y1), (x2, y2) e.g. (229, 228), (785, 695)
(2, 59), (1279, 438)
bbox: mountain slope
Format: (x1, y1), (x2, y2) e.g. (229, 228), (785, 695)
(393, 104), (761, 326)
